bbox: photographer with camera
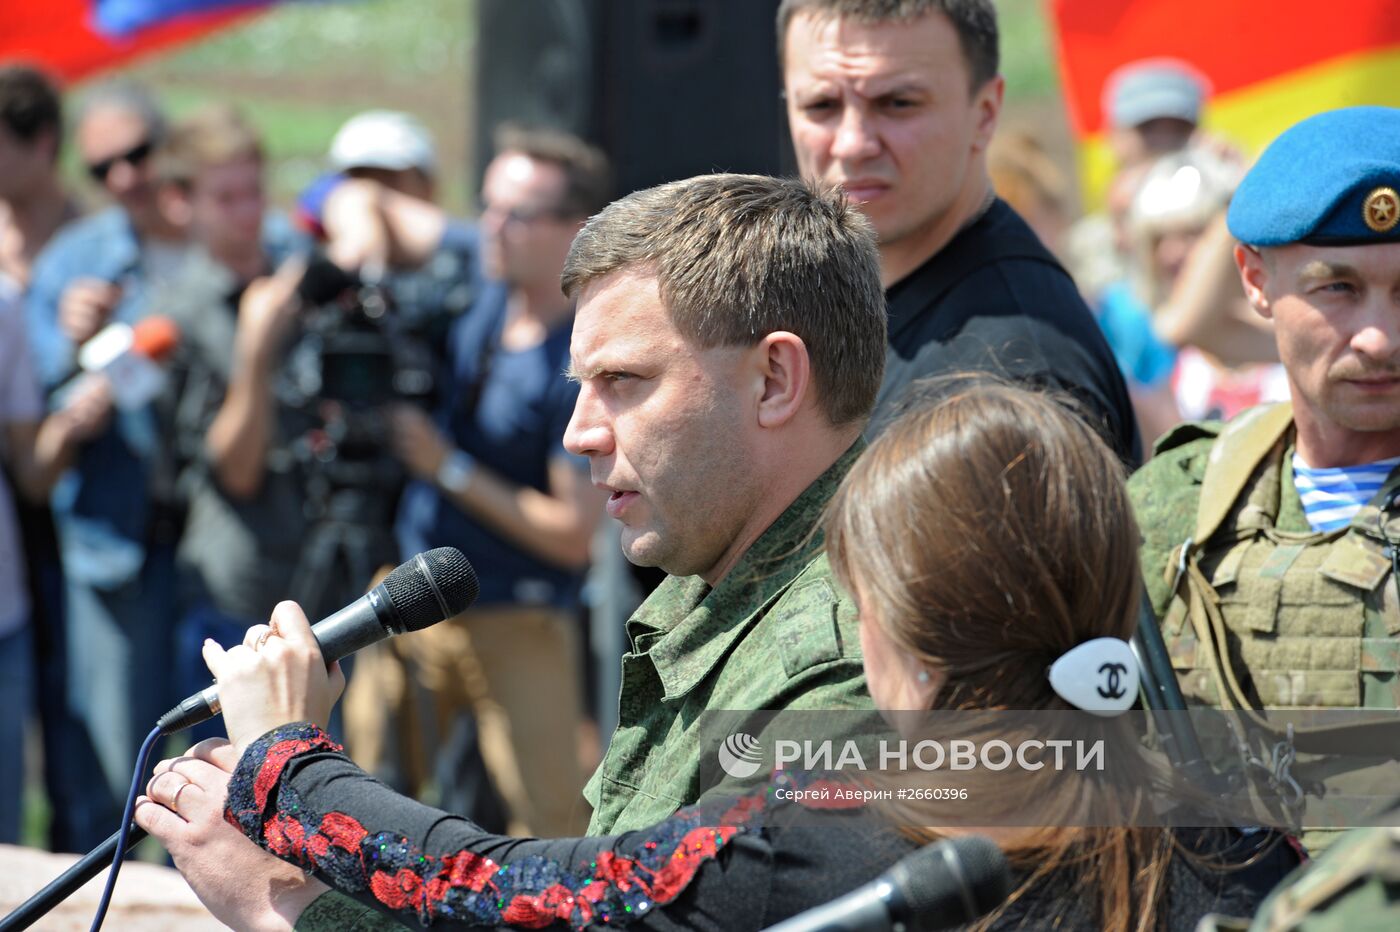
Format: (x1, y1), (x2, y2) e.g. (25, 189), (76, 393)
(325, 126), (612, 837)
(144, 104), (318, 741)
(300, 110), (479, 402)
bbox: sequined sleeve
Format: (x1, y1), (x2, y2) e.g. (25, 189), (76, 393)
(227, 723), (770, 930)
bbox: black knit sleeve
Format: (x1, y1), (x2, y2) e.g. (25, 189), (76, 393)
(226, 723), (775, 930)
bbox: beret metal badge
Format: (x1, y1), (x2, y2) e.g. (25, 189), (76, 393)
(1363, 186), (1400, 233)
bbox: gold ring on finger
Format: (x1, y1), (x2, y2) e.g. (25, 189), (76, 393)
(170, 778), (193, 814)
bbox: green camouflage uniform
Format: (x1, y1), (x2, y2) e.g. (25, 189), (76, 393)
(1244, 823), (1400, 930)
(1130, 407), (1400, 710)
(1194, 823), (1400, 932)
(1129, 404), (1400, 853)
(585, 441), (872, 835)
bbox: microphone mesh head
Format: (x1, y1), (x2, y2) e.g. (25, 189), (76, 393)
(895, 835), (1010, 929)
(382, 547), (479, 632)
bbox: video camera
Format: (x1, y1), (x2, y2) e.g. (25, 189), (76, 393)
(273, 253), (450, 534)
(271, 252), (464, 614)
(283, 253), (436, 412)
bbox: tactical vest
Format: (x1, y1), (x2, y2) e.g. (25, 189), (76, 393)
(1164, 403), (1400, 723)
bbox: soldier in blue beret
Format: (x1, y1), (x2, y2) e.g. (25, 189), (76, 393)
(1127, 105), (1400, 860)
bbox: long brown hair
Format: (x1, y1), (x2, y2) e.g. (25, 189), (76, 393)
(825, 377), (1175, 931)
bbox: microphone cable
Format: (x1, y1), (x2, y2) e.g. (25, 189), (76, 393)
(77, 548), (476, 930)
(89, 724), (162, 932)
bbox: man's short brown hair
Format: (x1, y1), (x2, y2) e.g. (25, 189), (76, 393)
(492, 123), (612, 219)
(561, 173), (886, 427)
(153, 103), (262, 189)
(777, 0), (999, 91)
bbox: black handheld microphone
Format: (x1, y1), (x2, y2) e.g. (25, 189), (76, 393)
(762, 835), (1011, 932)
(156, 547), (479, 735)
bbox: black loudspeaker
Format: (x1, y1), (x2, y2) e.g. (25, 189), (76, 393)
(475, 0), (792, 198)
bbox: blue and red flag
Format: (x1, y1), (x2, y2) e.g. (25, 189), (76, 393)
(93, 0), (274, 36)
(0, 0), (277, 82)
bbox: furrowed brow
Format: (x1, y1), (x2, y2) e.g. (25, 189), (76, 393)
(853, 75), (930, 100)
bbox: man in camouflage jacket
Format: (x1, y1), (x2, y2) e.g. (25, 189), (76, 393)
(563, 175), (887, 834)
(1129, 108), (1400, 853)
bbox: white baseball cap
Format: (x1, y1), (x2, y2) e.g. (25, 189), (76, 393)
(328, 110), (437, 175)
(1104, 59), (1208, 130)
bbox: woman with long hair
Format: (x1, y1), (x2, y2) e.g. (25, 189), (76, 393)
(826, 377), (1293, 930)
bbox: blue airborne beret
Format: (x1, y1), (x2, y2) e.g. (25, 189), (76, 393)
(1227, 106), (1400, 247)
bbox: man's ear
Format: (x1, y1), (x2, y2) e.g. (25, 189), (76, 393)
(754, 331), (812, 429)
(970, 74), (1005, 155)
(1235, 244), (1273, 320)
(37, 126), (60, 166)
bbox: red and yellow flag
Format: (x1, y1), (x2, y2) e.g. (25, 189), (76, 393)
(1050, 0), (1400, 208)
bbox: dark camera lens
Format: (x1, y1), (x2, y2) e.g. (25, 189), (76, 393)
(320, 335), (395, 408)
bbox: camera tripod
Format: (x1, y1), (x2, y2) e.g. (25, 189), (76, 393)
(289, 466), (401, 624)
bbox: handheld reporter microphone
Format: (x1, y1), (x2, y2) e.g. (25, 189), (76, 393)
(762, 835), (1010, 932)
(156, 547), (479, 735)
(54, 316), (181, 411)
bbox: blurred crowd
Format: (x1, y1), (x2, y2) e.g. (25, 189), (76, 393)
(995, 58), (1286, 445)
(0, 64), (616, 850)
(0, 48), (1326, 857)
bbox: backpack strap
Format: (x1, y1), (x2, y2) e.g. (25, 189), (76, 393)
(1165, 403), (1294, 599)
(1193, 402), (1295, 548)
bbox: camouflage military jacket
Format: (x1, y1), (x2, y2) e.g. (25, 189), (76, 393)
(1131, 419), (1229, 623)
(1245, 823), (1400, 930)
(584, 442), (872, 836)
(1129, 413), (1400, 712)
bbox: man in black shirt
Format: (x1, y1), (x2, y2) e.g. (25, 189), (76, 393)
(778, 0), (1141, 462)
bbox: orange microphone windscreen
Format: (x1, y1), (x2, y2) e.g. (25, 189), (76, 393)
(130, 316), (181, 362)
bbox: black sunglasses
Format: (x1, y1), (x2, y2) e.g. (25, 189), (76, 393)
(87, 139), (154, 183)
(480, 198), (574, 226)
